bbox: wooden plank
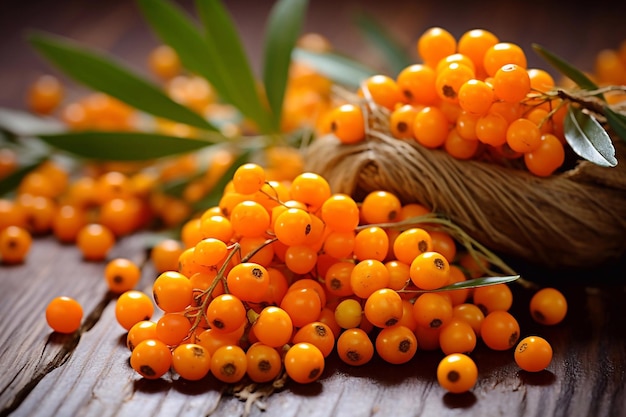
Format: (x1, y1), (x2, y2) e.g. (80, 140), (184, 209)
(1, 232), (624, 417)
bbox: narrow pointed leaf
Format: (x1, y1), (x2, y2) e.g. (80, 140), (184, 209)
(604, 106), (626, 143)
(532, 43), (600, 92)
(262, 0), (309, 130)
(292, 48), (376, 89)
(37, 131), (223, 161)
(413, 275), (521, 294)
(196, 0), (273, 133)
(28, 31), (218, 132)
(0, 108), (65, 136)
(354, 11), (411, 76)
(564, 106), (617, 167)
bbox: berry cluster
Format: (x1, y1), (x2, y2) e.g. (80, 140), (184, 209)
(327, 27), (581, 177)
(41, 162), (569, 394)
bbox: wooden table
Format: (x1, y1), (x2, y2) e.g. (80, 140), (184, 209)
(1, 1), (626, 416)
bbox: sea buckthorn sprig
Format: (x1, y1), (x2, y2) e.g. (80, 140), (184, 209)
(83, 161), (568, 411)
(325, 27), (626, 177)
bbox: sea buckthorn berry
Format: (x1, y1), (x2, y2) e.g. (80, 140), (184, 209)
(293, 321), (335, 358)
(437, 353), (478, 393)
(436, 62), (476, 103)
(104, 258), (141, 294)
(210, 345), (247, 384)
(506, 117), (541, 153)
(529, 287), (568, 325)
(321, 193), (360, 233)
(253, 306), (294, 348)
(156, 312), (192, 346)
(195, 327), (241, 356)
(417, 27), (457, 68)
(52, 204), (87, 244)
(439, 319), (477, 355)
(206, 294), (246, 334)
(360, 190), (402, 224)
(127, 320), (157, 351)
(232, 163), (266, 195)
(409, 251), (450, 290)
(284, 244), (318, 274)
(389, 104), (419, 139)
(436, 53), (476, 74)
(334, 298), (363, 330)
(238, 235), (274, 267)
(452, 303), (485, 337)
(412, 293), (453, 329)
(329, 103), (365, 144)
(414, 325), (442, 351)
(412, 105), (450, 148)
(429, 231), (457, 264)
(385, 260), (411, 291)
(193, 237), (228, 268)
(493, 63), (531, 103)
(284, 342), (325, 384)
(290, 172), (331, 212)
(393, 227), (432, 265)
(45, 296), (83, 334)
(325, 261), (355, 297)
(246, 342), (282, 383)
(0, 225), (32, 264)
(353, 226), (389, 262)
(523, 133), (565, 177)
(483, 42), (528, 77)
(527, 68), (555, 94)
(280, 287), (322, 328)
(364, 288), (403, 328)
(396, 64), (438, 105)
(336, 328), (375, 366)
(148, 44), (181, 80)
(274, 208), (312, 246)
(481, 310), (520, 350)
(350, 259), (390, 299)
(514, 336), (553, 372)
(27, 74), (64, 115)
(172, 343), (211, 381)
(229, 200), (270, 238)
(475, 111), (508, 147)
(75, 223), (116, 262)
(458, 79), (494, 116)
(115, 290), (155, 331)
(455, 110), (480, 141)
(200, 214), (233, 243)
(360, 74), (405, 110)
(18, 194), (57, 235)
(457, 29), (499, 77)
(152, 271), (193, 313)
(375, 325), (418, 364)
(0, 199), (27, 230)
(226, 262), (270, 303)
(98, 197), (142, 237)
(130, 339), (172, 380)
(472, 283), (513, 315)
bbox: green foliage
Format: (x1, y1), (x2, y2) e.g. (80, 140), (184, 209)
(564, 107), (617, 167)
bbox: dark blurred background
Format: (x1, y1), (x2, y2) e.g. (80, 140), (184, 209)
(1, 0), (625, 110)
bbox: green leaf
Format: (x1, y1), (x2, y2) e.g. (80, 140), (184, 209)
(36, 131), (223, 161)
(413, 275), (521, 294)
(604, 106), (626, 143)
(28, 31), (219, 132)
(292, 48), (376, 89)
(564, 106), (617, 167)
(0, 107), (65, 136)
(262, 0), (309, 130)
(354, 11), (411, 76)
(0, 156), (47, 196)
(195, 0), (274, 133)
(532, 43), (600, 92)
(191, 150), (251, 211)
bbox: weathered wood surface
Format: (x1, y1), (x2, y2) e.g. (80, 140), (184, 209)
(1, 234), (625, 417)
(1, 1), (626, 416)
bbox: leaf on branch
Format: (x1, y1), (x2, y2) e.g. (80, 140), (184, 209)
(36, 131), (223, 161)
(194, 0), (274, 134)
(0, 108), (65, 136)
(28, 31), (219, 132)
(292, 48), (376, 89)
(564, 106), (617, 167)
(532, 43), (601, 93)
(410, 275), (521, 293)
(604, 106), (626, 144)
(262, 0), (309, 131)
